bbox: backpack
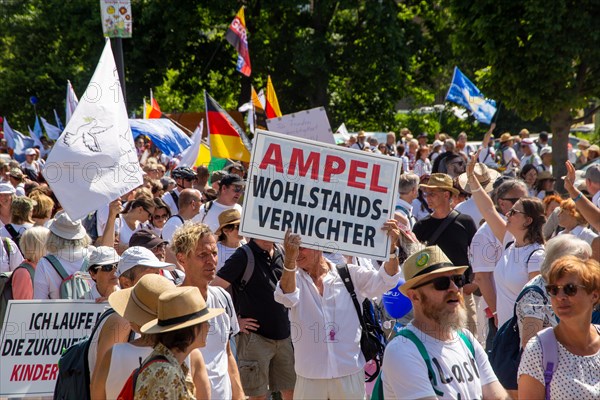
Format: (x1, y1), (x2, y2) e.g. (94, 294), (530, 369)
(117, 354), (169, 400)
(53, 308), (115, 400)
(371, 328), (474, 399)
(200, 200), (214, 223)
(44, 254), (92, 299)
(81, 211), (99, 242)
(489, 285), (546, 390)
(4, 224), (24, 254)
(238, 243), (284, 292)
(0, 262), (35, 326)
(336, 264), (387, 382)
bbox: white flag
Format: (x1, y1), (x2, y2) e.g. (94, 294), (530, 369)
(44, 40), (143, 220)
(65, 80), (79, 124)
(179, 121), (203, 167)
(40, 116), (62, 140)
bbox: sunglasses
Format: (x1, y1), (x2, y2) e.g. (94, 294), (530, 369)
(232, 186), (244, 193)
(501, 197), (520, 204)
(94, 263), (117, 272)
(152, 214), (168, 220)
(506, 208), (526, 217)
(412, 274), (466, 291)
(225, 224), (240, 231)
(545, 283), (587, 297)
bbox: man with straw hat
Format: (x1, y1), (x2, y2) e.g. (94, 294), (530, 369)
(351, 130), (367, 150)
(498, 133), (520, 176)
(133, 286), (224, 399)
(413, 173), (478, 335)
(380, 245), (507, 399)
(91, 274), (210, 400)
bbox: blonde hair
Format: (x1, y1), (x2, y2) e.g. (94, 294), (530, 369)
(560, 198), (587, 226)
(171, 221), (214, 256)
(20, 226), (50, 263)
(30, 193), (54, 219)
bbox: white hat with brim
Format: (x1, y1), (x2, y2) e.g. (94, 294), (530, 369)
(141, 286), (225, 334)
(117, 246), (175, 277)
(109, 274), (176, 327)
(0, 182), (16, 194)
(48, 211), (87, 240)
(399, 245), (468, 296)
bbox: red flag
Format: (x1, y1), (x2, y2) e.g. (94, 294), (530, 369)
(225, 7), (251, 77)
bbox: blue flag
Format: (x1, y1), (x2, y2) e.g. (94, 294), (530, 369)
(54, 109), (64, 131)
(129, 119), (192, 157)
(446, 67), (497, 124)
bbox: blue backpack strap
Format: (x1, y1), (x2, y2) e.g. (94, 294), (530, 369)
(397, 329), (444, 397)
(44, 255), (69, 280)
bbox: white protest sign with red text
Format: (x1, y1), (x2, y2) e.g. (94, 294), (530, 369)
(0, 300), (107, 398)
(241, 129), (401, 260)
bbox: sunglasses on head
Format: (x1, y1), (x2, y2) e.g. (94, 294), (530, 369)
(545, 283), (587, 297)
(412, 274), (466, 291)
(94, 263), (117, 272)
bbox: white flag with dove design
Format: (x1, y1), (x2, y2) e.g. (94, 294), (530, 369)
(43, 39), (143, 220)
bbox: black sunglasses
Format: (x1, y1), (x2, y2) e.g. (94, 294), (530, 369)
(225, 224), (240, 231)
(412, 274), (466, 291)
(94, 263), (118, 272)
(545, 283), (587, 297)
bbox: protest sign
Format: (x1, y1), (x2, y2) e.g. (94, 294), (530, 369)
(266, 107), (335, 144)
(43, 40), (143, 221)
(240, 129), (401, 260)
(100, 0), (132, 38)
(0, 300), (107, 398)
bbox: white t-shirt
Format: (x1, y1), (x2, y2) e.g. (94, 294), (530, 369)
(0, 223), (33, 242)
(478, 147), (497, 168)
(0, 237), (25, 273)
(455, 198), (484, 227)
(161, 215), (184, 243)
(382, 324), (498, 399)
(494, 240), (544, 327)
(592, 191), (600, 208)
(558, 225), (598, 246)
(33, 247), (92, 299)
(192, 201), (242, 233)
(411, 198), (431, 221)
(469, 222), (503, 274)
(502, 147), (518, 174)
(201, 286), (239, 400)
(518, 330), (600, 400)
(413, 159), (432, 177)
(161, 189), (181, 215)
(117, 215), (139, 248)
(106, 343), (153, 400)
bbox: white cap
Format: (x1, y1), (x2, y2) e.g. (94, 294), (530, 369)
(0, 182), (16, 194)
(25, 148), (36, 156)
(89, 246), (120, 269)
(117, 246), (175, 277)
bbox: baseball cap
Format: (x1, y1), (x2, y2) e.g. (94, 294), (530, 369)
(25, 148), (36, 156)
(117, 246), (175, 277)
(219, 174), (246, 187)
(89, 246), (120, 270)
(129, 228), (168, 249)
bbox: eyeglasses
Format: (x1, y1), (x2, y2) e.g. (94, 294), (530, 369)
(94, 263), (118, 272)
(422, 190), (444, 197)
(545, 283), (587, 297)
(412, 274), (466, 291)
(152, 214), (168, 220)
(506, 208), (526, 217)
(501, 197), (520, 204)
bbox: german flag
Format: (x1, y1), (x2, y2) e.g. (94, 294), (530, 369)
(265, 75), (282, 118)
(225, 7), (251, 77)
(204, 91), (251, 162)
(145, 97), (162, 119)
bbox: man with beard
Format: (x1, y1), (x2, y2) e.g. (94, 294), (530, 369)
(380, 246), (507, 399)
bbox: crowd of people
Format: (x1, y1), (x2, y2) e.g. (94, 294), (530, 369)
(0, 123), (598, 399)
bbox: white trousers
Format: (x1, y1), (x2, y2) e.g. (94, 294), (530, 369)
(294, 369), (366, 400)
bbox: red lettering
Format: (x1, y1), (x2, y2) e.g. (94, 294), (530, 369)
(42, 363), (51, 380)
(348, 160), (368, 189)
(370, 164), (388, 193)
(32, 364), (43, 380)
(323, 155), (345, 182)
(49, 363), (58, 381)
(24, 364), (33, 381)
(288, 148), (320, 180)
(10, 364), (21, 381)
(259, 143), (283, 172)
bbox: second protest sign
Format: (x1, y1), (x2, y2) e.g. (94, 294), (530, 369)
(241, 129), (401, 260)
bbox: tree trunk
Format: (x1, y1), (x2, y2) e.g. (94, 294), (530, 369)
(550, 109), (572, 194)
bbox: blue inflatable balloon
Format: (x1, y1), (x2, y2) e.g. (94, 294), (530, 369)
(382, 279), (412, 319)
(29, 96), (39, 105)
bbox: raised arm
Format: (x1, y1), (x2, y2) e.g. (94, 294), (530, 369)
(466, 152), (508, 242)
(280, 229), (300, 294)
(481, 123), (496, 149)
(564, 161), (600, 231)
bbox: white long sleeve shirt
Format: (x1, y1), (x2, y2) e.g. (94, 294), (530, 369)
(274, 261), (400, 379)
